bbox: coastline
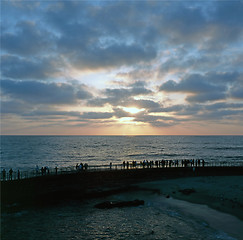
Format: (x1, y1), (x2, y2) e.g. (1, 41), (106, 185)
(133, 176), (243, 239)
(136, 175), (243, 221)
(1, 167), (243, 239)
(1, 167), (242, 217)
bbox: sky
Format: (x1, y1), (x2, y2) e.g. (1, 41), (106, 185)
(1, 0), (243, 135)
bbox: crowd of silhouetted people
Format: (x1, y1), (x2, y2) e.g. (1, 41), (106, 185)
(1, 159), (206, 181)
(76, 162), (88, 171)
(122, 159), (205, 169)
(1, 168), (20, 181)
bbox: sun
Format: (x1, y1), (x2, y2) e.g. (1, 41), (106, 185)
(123, 107), (145, 114)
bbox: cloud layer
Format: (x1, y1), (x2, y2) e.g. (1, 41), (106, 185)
(1, 1), (243, 134)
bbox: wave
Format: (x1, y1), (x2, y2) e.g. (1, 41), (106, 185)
(207, 147), (243, 150)
(126, 153), (180, 158)
(225, 156), (243, 160)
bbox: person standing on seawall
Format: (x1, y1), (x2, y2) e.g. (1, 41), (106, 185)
(9, 168), (13, 180)
(2, 169), (6, 181)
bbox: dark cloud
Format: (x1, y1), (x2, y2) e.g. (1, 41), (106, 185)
(2, 1), (243, 73)
(205, 102), (243, 111)
(134, 113), (178, 127)
(129, 99), (161, 111)
(105, 85), (152, 99)
(1, 100), (32, 114)
(113, 108), (132, 118)
(23, 110), (81, 117)
(159, 53), (224, 76)
(88, 84), (153, 107)
(80, 112), (113, 120)
(229, 79), (243, 100)
(72, 44), (157, 70)
(1, 21), (53, 56)
(1, 80), (92, 105)
(230, 87), (243, 100)
(204, 2), (243, 50)
(44, 1), (158, 70)
(160, 72), (240, 103)
(1, 55), (60, 80)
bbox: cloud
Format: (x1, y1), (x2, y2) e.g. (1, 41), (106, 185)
(1, 1), (243, 134)
(1, 21), (53, 56)
(2, 1), (243, 74)
(88, 84), (153, 107)
(129, 99), (161, 111)
(80, 112), (113, 120)
(1, 55), (60, 80)
(113, 108), (132, 118)
(1, 100), (32, 114)
(44, 1), (158, 70)
(72, 44), (157, 70)
(160, 72), (240, 103)
(205, 102), (243, 111)
(229, 79), (243, 99)
(1, 79), (92, 105)
(134, 113), (178, 127)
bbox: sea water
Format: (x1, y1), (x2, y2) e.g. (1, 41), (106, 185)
(1, 135), (243, 171)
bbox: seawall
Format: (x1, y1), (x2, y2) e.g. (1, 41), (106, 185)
(1, 166), (243, 210)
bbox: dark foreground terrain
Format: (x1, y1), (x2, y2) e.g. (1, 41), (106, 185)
(1, 166), (243, 212)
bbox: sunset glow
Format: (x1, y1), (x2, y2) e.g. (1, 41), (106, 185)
(122, 107), (145, 114)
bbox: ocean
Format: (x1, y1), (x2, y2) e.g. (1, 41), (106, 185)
(1, 135), (243, 240)
(1, 135), (243, 171)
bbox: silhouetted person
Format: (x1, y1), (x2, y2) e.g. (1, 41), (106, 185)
(2, 169), (6, 181)
(142, 160), (146, 168)
(36, 165), (39, 175)
(17, 170), (20, 180)
(41, 167), (44, 176)
(55, 166), (58, 175)
(79, 163), (83, 171)
(198, 159), (200, 166)
(9, 168), (13, 180)
(84, 163), (88, 171)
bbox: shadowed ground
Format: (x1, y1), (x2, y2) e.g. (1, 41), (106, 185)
(1, 166), (242, 213)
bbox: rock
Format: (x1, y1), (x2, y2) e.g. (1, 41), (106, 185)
(94, 199), (144, 209)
